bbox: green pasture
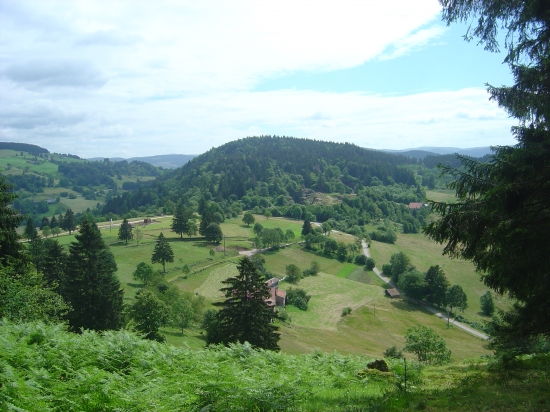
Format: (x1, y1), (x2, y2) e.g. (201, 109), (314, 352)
(425, 189), (458, 204)
(368, 231), (509, 324)
(279, 275), (489, 360)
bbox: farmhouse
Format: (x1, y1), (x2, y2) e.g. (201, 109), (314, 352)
(385, 288), (401, 299)
(265, 277), (286, 307)
(408, 202), (424, 210)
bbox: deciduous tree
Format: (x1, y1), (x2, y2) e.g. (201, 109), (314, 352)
(242, 212), (255, 227)
(133, 262), (155, 285)
(480, 291), (495, 317)
(127, 290), (170, 342)
(404, 325), (451, 365)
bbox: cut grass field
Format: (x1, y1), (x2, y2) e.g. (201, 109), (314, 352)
(425, 189), (458, 203)
(368, 230), (510, 325)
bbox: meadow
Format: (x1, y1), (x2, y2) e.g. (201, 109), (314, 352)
(38, 213), (490, 359)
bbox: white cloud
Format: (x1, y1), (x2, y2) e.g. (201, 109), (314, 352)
(0, 0), (516, 157)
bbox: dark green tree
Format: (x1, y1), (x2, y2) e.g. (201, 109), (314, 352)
(40, 216), (50, 229)
(398, 269), (427, 301)
(301, 219), (313, 237)
(62, 218), (124, 332)
(50, 215), (58, 228)
(480, 291), (496, 317)
(425, 265), (450, 307)
(446, 284), (468, 320)
(204, 222), (223, 244)
(253, 222), (263, 236)
(424, 0), (550, 346)
(42, 239), (66, 290)
(24, 216), (37, 241)
(389, 252), (412, 283)
(127, 289), (170, 342)
(171, 203), (192, 238)
(151, 232), (174, 273)
(118, 218), (133, 244)
(210, 257), (280, 350)
(27, 235), (44, 274)
(62, 209), (76, 234)
(364, 257), (376, 271)
(242, 212), (255, 227)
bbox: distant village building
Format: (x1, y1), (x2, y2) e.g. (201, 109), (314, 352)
(385, 288), (401, 299)
(408, 202), (423, 210)
(265, 277), (286, 307)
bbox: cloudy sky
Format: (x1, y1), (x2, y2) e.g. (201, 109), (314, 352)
(0, 0), (516, 158)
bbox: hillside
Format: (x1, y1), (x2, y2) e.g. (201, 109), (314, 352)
(88, 154), (198, 169)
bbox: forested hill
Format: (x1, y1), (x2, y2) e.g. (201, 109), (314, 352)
(0, 142), (49, 155)
(168, 136), (417, 199)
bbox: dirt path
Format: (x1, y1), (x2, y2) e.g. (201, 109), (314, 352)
(361, 240), (489, 340)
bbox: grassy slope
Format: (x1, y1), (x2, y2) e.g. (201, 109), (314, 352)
(368, 229), (510, 325)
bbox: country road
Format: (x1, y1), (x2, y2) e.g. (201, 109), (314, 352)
(361, 240), (489, 340)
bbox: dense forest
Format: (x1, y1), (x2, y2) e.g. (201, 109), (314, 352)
(0, 142), (49, 155)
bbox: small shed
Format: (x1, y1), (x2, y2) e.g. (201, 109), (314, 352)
(385, 288), (401, 299)
(408, 202), (423, 210)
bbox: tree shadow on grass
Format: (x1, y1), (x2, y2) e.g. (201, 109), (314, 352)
(390, 300), (430, 313)
(126, 282), (143, 289)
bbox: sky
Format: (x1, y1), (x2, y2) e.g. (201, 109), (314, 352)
(0, 0), (517, 158)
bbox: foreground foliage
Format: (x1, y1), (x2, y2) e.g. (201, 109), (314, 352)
(2, 322), (550, 411)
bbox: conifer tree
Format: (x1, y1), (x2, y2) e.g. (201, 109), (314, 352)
(24, 216), (37, 241)
(301, 219), (313, 237)
(62, 218), (124, 332)
(210, 257), (280, 350)
(118, 218), (133, 244)
(42, 239), (66, 290)
(0, 178), (25, 266)
(50, 215), (58, 228)
(151, 232), (174, 273)
(171, 203), (193, 238)
(62, 209), (76, 234)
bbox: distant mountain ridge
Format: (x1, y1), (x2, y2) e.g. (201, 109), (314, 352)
(88, 154), (198, 169)
(381, 146), (495, 159)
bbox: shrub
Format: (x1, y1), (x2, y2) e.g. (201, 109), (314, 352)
(383, 345), (403, 359)
(341, 307), (352, 316)
(355, 255), (367, 265)
(364, 257), (376, 271)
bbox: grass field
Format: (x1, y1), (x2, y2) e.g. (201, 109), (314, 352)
(195, 264), (238, 299)
(368, 231), (510, 324)
(425, 189), (458, 203)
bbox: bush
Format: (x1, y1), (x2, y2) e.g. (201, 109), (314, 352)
(364, 257), (376, 271)
(355, 255), (367, 265)
(287, 288), (311, 311)
(341, 307), (352, 317)
(383, 346), (403, 359)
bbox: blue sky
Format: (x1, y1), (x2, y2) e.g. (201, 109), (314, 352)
(0, 1), (517, 158)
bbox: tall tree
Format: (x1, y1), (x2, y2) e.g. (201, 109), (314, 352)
(480, 291), (496, 317)
(24, 217), (37, 241)
(50, 215), (58, 228)
(204, 222), (223, 244)
(0, 178), (25, 267)
(242, 212), (255, 227)
(62, 209), (76, 234)
(118, 218), (133, 244)
(210, 257), (280, 350)
(404, 325), (451, 365)
(151, 232), (174, 273)
(171, 202), (191, 239)
(62, 218), (124, 332)
(301, 219), (313, 237)
(446, 285), (468, 317)
(424, 0), (550, 346)
(42, 239), (66, 290)
(27, 235), (44, 274)
(424, 265), (449, 307)
(40, 216), (50, 229)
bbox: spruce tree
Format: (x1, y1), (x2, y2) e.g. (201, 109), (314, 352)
(301, 219), (313, 237)
(24, 217), (37, 241)
(62, 209), (76, 234)
(171, 203), (192, 239)
(151, 232), (174, 273)
(42, 239), (66, 291)
(211, 257), (280, 350)
(0, 177), (25, 267)
(62, 218), (124, 332)
(118, 218), (133, 244)
(50, 215), (58, 228)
